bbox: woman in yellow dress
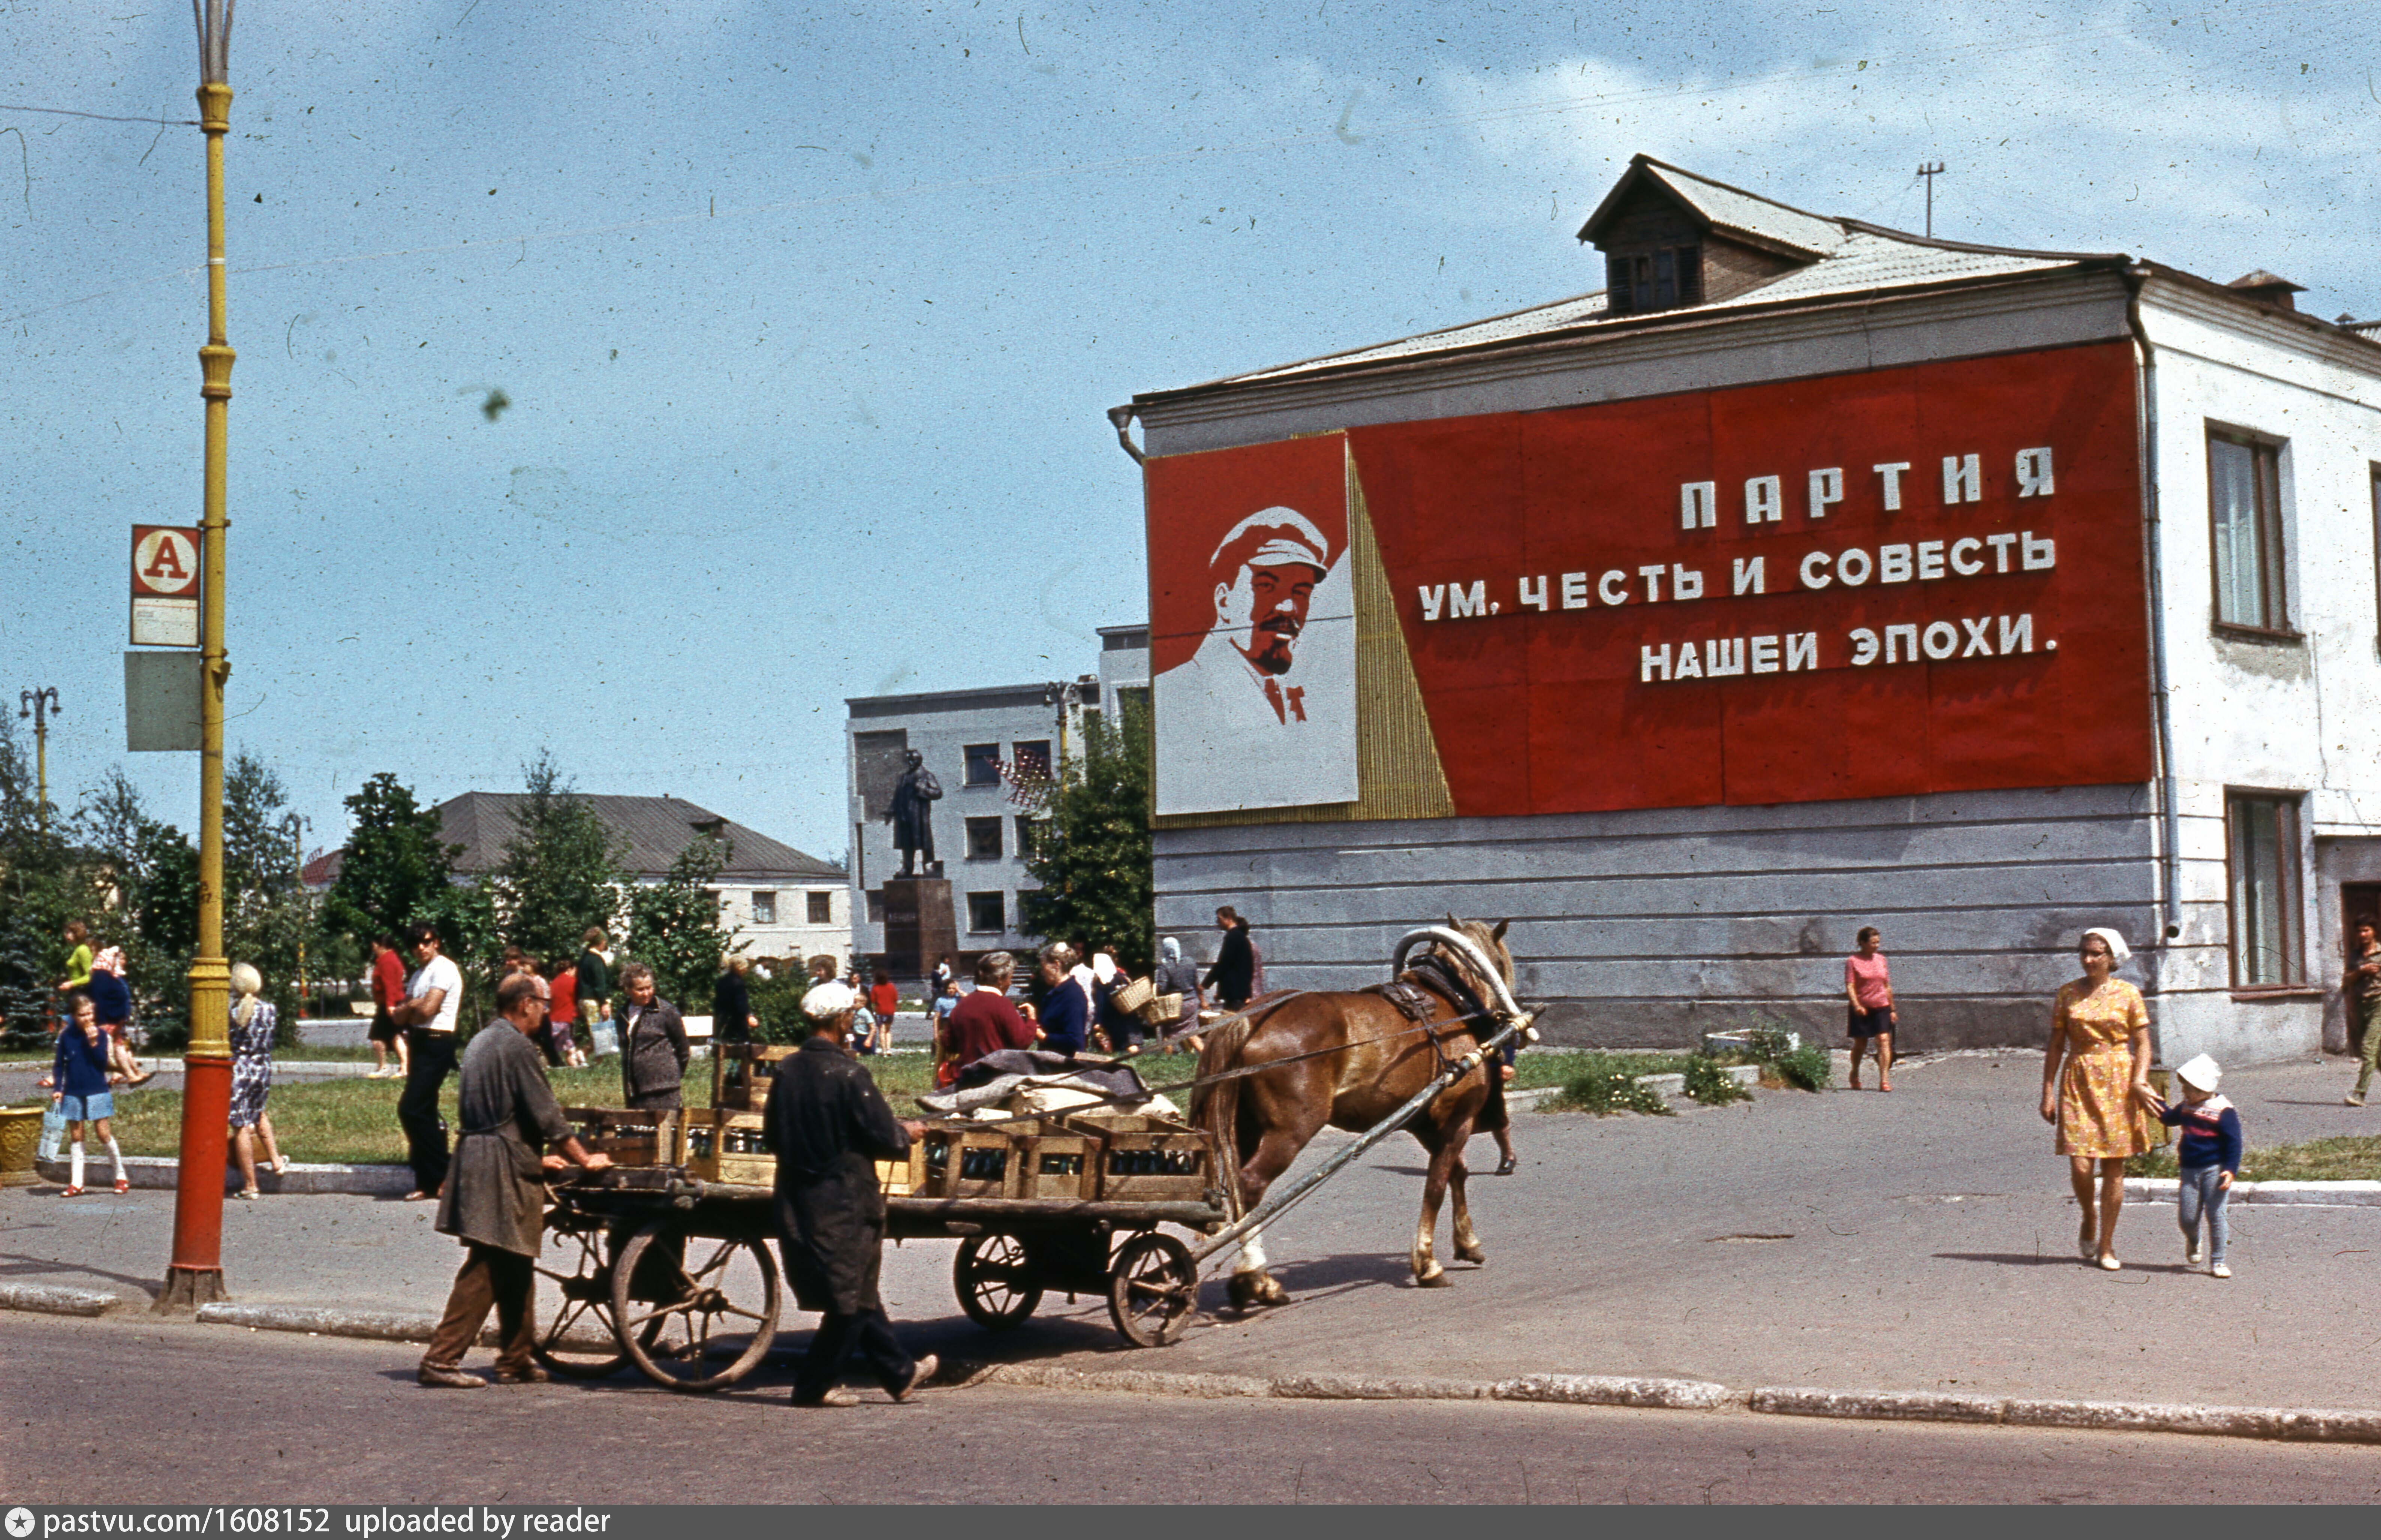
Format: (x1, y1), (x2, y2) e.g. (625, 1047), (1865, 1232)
(2040, 927), (2156, 1271)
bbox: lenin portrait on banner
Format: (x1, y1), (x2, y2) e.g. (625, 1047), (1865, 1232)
(1154, 491), (1358, 815)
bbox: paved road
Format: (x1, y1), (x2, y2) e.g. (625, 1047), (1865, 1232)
(7, 1053), (2377, 1413)
(5, 1315), (2375, 1504)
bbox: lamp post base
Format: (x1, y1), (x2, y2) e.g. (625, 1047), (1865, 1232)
(152, 1265), (229, 1313)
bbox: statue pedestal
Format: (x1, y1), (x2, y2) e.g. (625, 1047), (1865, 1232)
(878, 877), (957, 991)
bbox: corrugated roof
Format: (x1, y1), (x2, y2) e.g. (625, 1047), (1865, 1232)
(1631, 157), (1847, 259)
(1148, 162), (2127, 398)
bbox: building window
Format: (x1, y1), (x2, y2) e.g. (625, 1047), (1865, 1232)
(963, 742), (1000, 787)
(2226, 792), (2304, 988)
(806, 890), (832, 925)
(965, 816), (1003, 861)
(2370, 464), (2381, 642)
(1015, 817), (1044, 861)
(2207, 428), (2290, 633)
(966, 891), (1005, 934)
(1013, 739), (1052, 778)
(864, 889), (885, 923)
(1605, 245), (1701, 316)
(751, 890), (776, 926)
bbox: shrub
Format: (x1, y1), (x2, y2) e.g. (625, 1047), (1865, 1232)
(1770, 1043), (1833, 1092)
(1550, 1052), (1674, 1116)
(1683, 1054), (1752, 1106)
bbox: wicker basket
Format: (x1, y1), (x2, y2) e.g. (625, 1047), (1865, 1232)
(1137, 992), (1183, 1027)
(1109, 975), (1156, 1015)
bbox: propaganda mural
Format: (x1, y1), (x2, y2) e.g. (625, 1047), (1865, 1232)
(1144, 342), (2151, 817)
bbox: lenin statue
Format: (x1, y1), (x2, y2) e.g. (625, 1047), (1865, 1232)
(886, 750), (942, 877)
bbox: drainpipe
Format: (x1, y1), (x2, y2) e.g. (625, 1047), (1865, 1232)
(1105, 404), (1146, 464)
(2123, 265), (2184, 958)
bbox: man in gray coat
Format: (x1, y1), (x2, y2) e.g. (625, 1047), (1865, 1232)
(419, 972), (612, 1389)
(763, 980), (936, 1407)
(616, 962), (689, 1111)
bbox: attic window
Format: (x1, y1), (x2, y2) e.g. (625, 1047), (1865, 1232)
(1607, 245), (1702, 316)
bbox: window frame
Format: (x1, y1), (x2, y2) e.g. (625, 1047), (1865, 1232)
(2370, 462), (2381, 648)
(864, 888), (885, 924)
(750, 890), (777, 926)
(964, 890), (1005, 935)
(2204, 423), (2296, 640)
(962, 742), (1001, 788)
(1012, 739), (1052, 779)
(2223, 788), (2306, 991)
(805, 890), (832, 926)
(964, 816), (1004, 862)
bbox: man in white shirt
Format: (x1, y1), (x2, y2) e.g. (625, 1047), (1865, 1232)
(389, 922), (465, 1201)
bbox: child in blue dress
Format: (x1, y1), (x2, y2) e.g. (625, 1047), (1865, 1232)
(45, 993), (129, 1196)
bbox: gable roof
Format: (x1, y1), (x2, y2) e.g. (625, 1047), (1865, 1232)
(433, 792), (842, 882)
(301, 793), (844, 889)
(1576, 154), (1845, 260)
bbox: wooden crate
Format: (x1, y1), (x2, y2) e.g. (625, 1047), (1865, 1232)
(712, 1043), (799, 1113)
(679, 1107), (774, 1186)
(920, 1124), (1020, 1199)
(1012, 1130), (1097, 1200)
(560, 1107), (677, 1169)
(875, 1143), (925, 1197)
(1064, 1112), (1213, 1202)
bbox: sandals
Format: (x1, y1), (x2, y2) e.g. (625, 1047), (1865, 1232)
(60, 1185), (84, 1198)
(1494, 1155), (1518, 1176)
(113, 1177), (130, 1194)
(2097, 1254), (2122, 1271)
(235, 1187), (261, 1200)
(270, 1154), (289, 1175)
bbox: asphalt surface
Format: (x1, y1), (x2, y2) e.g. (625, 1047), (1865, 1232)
(6, 1314), (2378, 1504)
(6, 1052), (2378, 1413)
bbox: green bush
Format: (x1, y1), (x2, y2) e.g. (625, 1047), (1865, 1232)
(1550, 1052), (1674, 1116)
(1770, 1043), (1832, 1091)
(1683, 1054), (1752, 1106)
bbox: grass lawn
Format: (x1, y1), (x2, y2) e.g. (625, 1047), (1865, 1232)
(35, 1047), (991, 1165)
(2127, 1134), (2381, 1183)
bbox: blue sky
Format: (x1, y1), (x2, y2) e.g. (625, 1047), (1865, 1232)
(4, 0), (2374, 864)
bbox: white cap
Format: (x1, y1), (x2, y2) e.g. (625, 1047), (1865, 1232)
(800, 981), (857, 1022)
(2173, 1053), (2221, 1092)
(1210, 507), (1330, 576)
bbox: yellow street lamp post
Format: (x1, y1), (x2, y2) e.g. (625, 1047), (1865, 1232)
(157, 0), (238, 1312)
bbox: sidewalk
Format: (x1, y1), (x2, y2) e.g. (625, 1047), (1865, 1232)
(4, 1052), (2375, 1419)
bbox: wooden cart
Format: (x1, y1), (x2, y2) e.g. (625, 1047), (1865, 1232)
(529, 1105), (1227, 1392)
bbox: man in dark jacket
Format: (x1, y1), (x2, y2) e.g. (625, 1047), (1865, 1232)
(616, 962), (689, 1110)
(575, 928), (613, 1043)
(1203, 905), (1255, 1010)
(762, 980), (936, 1408)
(419, 972), (611, 1389)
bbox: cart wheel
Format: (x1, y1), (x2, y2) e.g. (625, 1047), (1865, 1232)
(610, 1222), (780, 1393)
(1108, 1232), (1199, 1347)
(529, 1215), (628, 1380)
(953, 1233), (1042, 1330)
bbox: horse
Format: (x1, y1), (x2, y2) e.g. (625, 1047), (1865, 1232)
(1191, 916), (1519, 1304)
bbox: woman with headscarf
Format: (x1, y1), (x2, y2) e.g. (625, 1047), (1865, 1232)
(226, 962), (289, 1199)
(1151, 936), (1204, 1053)
(2041, 927), (2156, 1270)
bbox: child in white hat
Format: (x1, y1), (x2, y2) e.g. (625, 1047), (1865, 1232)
(2154, 1054), (2241, 1277)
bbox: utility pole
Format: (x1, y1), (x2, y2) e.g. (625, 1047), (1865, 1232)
(1917, 161), (1946, 238)
(17, 688), (60, 830)
(159, 0), (237, 1313)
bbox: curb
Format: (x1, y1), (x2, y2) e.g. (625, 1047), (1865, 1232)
(33, 1155), (414, 1196)
(2125, 1177), (2381, 1207)
(0, 1281), (122, 1317)
(12, 1292), (2380, 1444)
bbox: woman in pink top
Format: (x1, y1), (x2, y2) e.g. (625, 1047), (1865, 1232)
(1843, 926), (1897, 1092)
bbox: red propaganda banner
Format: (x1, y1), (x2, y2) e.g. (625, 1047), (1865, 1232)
(1349, 341), (2149, 816)
(1146, 433), (1357, 815)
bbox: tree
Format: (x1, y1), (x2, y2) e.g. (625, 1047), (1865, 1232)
(325, 772), (457, 943)
(221, 750), (312, 1045)
(70, 771), (200, 1047)
(499, 751), (625, 968)
(0, 715), (80, 1045)
(624, 831), (736, 1009)
(1015, 694), (1153, 974)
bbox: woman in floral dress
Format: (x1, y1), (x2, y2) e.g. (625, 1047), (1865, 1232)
(226, 962), (289, 1199)
(2039, 928), (2155, 1270)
